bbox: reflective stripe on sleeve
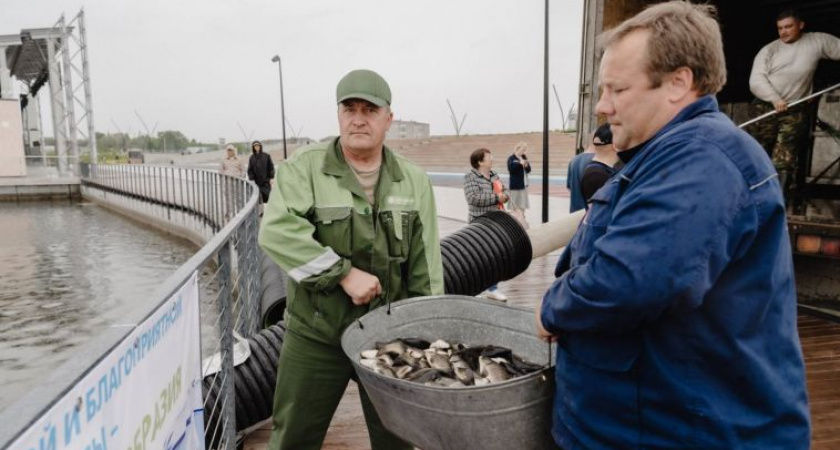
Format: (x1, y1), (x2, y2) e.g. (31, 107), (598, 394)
(287, 248), (342, 282)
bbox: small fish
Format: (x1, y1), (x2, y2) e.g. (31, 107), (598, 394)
(395, 365), (414, 379)
(377, 354), (395, 367)
(360, 339), (542, 386)
(481, 346), (513, 360)
(429, 339), (451, 350)
(473, 377), (491, 386)
(408, 368), (441, 383)
(378, 339), (407, 358)
(479, 356), (510, 383)
(372, 362), (395, 378)
(455, 347), (483, 371)
(360, 358), (378, 369)
(497, 359), (518, 376)
(510, 355), (545, 375)
(429, 353), (452, 373)
(452, 361), (475, 385)
(402, 337), (431, 349)
(398, 353), (419, 367)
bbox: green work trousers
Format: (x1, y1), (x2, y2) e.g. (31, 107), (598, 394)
(267, 329), (413, 450)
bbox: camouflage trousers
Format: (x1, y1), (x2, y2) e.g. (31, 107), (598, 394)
(745, 98), (808, 173)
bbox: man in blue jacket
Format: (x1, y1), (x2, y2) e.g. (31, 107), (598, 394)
(565, 149), (593, 213)
(537, 2), (810, 449)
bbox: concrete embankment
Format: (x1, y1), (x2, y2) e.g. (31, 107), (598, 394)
(0, 176), (81, 201)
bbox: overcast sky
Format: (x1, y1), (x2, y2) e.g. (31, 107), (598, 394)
(2, 1), (583, 143)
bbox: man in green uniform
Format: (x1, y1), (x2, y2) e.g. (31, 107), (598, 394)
(258, 69), (444, 450)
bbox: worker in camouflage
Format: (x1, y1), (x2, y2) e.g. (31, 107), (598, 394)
(745, 99), (807, 191)
(747, 8), (840, 198)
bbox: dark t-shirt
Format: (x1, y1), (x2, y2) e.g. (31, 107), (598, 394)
(581, 161), (616, 206)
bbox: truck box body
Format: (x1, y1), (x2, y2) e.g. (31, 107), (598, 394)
(575, 0), (840, 311)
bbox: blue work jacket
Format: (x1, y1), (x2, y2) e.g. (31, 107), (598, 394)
(567, 152), (595, 213)
(541, 96), (810, 449)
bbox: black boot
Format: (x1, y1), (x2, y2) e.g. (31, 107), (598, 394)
(777, 171), (791, 197)
(777, 171), (798, 213)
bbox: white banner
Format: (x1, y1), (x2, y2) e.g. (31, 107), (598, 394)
(11, 272), (205, 450)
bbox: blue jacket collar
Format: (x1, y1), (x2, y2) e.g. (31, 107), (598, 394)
(618, 95), (719, 169)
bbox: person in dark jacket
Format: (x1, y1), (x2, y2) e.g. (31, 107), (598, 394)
(554, 124), (620, 275)
(506, 142), (532, 228)
(248, 140), (275, 204)
(580, 122), (620, 205)
(537, 3), (810, 449)
(566, 150), (594, 213)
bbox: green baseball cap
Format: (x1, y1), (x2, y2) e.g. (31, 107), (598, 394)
(336, 69), (391, 107)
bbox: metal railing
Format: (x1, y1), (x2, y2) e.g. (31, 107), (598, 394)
(738, 81), (840, 129)
(0, 163), (262, 450)
(83, 163), (264, 448)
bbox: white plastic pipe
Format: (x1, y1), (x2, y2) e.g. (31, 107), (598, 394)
(526, 209), (585, 259)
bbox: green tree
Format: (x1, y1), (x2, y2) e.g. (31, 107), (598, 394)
(157, 130), (190, 151)
(95, 132), (130, 152)
(94, 129), (208, 153)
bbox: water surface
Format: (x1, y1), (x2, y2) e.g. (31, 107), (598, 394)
(0, 200), (197, 407)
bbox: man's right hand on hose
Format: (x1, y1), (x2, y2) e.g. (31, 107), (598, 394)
(339, 267), (382, 305)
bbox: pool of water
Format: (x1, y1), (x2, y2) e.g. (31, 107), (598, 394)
(0, 200), (198, 407)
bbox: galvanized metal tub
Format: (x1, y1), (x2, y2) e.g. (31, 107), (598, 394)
(341, 295), (557, 450)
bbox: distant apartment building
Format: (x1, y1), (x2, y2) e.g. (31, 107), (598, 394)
(387, 120), (430, 140)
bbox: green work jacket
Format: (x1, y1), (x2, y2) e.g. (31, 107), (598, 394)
(258, 138), (444, 345)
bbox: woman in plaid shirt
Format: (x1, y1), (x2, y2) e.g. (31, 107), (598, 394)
(463, 148), (510, 301)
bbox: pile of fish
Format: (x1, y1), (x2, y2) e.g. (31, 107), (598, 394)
(358, 338), (544, 387)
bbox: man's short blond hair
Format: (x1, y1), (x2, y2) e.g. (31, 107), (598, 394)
(600, 1), (726, 96)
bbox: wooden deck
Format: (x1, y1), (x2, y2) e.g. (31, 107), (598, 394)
(799, 312), (840, 450)
(245, 216), (840, 450)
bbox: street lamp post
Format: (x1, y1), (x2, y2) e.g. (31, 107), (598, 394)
(271, 55), (288, 159)
(541, 0), (550, 223)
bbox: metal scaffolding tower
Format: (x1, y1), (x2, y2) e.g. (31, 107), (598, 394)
(56, 9), (98, 168)
(1, 8), (97, 176)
